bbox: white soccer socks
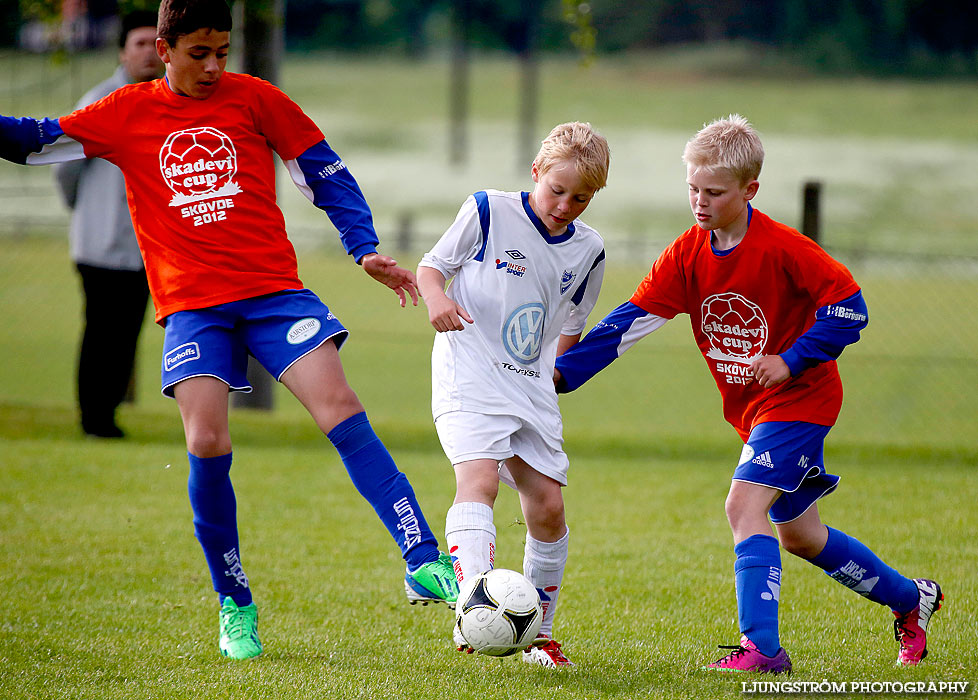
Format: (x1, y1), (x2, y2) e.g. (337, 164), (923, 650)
(523, 529), (569, 638)
(446, 501), (496, 584)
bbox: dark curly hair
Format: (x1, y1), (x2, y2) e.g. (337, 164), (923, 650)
(157, 0), (232, 47)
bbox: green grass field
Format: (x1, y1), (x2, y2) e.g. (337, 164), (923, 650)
(1, 245), (976, 699)
(2, 405), (976, 699)
(1, 47), (977, 698)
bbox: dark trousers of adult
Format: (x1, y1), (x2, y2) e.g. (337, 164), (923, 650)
(76, 263), (150, 437)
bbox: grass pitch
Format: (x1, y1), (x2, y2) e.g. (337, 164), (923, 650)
(1, 404), (975, 700)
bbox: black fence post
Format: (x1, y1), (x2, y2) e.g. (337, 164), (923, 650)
(802, 181), (822, 244)
(397, 211), (414, 254)
(517, 0), (541, 170)
(449, 0), (471, 166)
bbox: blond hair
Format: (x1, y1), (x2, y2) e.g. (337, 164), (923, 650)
(534, 121), (610, 192)
(682, 114), (764, 185)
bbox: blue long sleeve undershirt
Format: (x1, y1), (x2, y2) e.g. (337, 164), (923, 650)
(0, 116), (65, 164)
(555, 291), (868, 393)
(290, 140), (379, 262)
(779, 290), (868, 375)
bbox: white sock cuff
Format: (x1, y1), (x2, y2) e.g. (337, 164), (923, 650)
(525, 528), (569, 568)
(446, 501), (495, 537)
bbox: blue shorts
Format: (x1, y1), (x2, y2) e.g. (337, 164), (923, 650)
(160, 289), (348, 398)
(733, 421), (840, 524)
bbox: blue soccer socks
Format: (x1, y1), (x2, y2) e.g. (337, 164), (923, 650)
(187, 452), (252, 607)
(734, 534), (783, 657)
(327, 412), (439, 570)
(809, 526), (919, 613)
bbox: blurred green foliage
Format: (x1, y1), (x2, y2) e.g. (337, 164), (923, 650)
(282, 0), (977, 77)
(6, 0), (977, 78)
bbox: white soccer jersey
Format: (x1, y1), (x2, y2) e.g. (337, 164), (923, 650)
(420, 189), (606, 448)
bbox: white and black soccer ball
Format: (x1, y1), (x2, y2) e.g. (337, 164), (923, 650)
(454, 568), (543, 657)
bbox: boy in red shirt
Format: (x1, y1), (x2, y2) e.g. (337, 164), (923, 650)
(555, 115), (941, 673)
(0, 0), (457, 659)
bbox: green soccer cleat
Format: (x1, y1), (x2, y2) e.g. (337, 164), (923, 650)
(218, 597), (263, 660)
(404, 552), (460, 608)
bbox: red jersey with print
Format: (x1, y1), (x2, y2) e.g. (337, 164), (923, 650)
(630, 208), (861, 439)
(58, 72), (324, 322)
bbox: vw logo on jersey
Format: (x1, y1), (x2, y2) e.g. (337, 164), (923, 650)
(502, 302), (546, 364)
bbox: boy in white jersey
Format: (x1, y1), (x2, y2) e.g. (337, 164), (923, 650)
(417, 122), (610, 668)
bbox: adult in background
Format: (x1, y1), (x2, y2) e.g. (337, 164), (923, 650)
(54, 10), (162, 438)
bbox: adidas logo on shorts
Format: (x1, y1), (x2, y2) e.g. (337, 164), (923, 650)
(751, 451), (775, 469)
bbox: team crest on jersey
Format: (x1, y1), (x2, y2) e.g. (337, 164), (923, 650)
(160, 127), (242, 208)
(559, 269), (576, 295)
(502, 302), (545, 364)
(701, 293), (768, 386)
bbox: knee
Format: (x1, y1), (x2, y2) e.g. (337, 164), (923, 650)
(454, 465), (500, 505)
(724, 490), (746, 529)
(186, 425), (232, 458)
(779, 529), (824, 560)
(316, 387), (365, 434)
(525, 493), (565, 538)
(332, 387), (364, 419)
(540, 494), (565, 526)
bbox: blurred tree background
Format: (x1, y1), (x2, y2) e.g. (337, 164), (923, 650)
(4, 0), (977, 77)
(281, 0), (978, 77)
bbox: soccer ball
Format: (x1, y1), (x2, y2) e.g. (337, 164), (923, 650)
(454, 569), (543, 657)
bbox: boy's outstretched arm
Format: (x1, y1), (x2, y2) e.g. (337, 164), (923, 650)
(554, 300), (668, 393)
(752, 290), (869, 388)
(285, 139), (420, 304)
(556, 332), (582, 358)
(361, 253), (419, 308)
(0, 116), (85, 165)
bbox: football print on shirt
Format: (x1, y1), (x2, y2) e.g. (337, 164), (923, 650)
(701, 292), (768, 385)
(160, 127), (242, 226)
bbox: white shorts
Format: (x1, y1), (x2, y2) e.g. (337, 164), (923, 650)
(434, 411), (569, 489)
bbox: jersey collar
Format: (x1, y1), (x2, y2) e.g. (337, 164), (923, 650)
(710, 203), (753, 256)
(521, 191), (576, 244)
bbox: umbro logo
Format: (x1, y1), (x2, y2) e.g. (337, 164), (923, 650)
(752, 451), (775, 468)
(505, 249), (526, 260)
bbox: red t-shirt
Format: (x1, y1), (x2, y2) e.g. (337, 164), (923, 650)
(59, 72), (324, 322)
(630, 209), (861, 440)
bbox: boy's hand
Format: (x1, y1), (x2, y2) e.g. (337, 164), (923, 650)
(426, 294), (473, 332)
(361, 253), (419, 308)
(750, 354), (791, 388)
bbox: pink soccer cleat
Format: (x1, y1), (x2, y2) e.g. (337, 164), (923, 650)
(894, 578), (943, 666)
(703, 636), (791, 674)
